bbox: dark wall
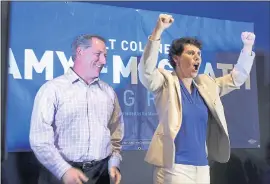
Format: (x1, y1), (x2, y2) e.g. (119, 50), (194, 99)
(1, 2), (270, 184)
(1, 1), (9, 163)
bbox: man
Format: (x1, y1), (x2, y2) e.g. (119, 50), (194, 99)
(138, 14), (256, 184)
(30, 34), (124, 184)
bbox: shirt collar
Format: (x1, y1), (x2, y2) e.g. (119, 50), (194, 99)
(179, 79), (198, 92)
(66, 67), (101, 88)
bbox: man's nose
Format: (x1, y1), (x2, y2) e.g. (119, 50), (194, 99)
(99, 54), (106, 64)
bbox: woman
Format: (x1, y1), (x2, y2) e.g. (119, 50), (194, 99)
(138, 14), (256, 184)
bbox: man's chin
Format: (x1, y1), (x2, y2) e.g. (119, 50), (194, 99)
(94, 69), (102, 76)
(89, 72), (101, 80)
(94, 73), (101, 78)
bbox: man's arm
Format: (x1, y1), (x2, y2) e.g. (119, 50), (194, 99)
(108, 92), (124, 170)
(29, 82), (72, 180)
(213, 32), (256, 97)
(138, 14), (174, 93)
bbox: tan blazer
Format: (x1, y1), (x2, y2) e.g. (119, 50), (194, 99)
(138, 38), (255, 169)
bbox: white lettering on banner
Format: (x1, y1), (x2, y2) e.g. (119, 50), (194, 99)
(217, 63), (239, 89)
(217, 63), (233, 75)
(55, 51), (74, 73)
(204, 62), (216, 78)
(216, 63), (251, 90)
(9, 48), (22, 79)
(123, 89), (155, 107)
(121, 40), (128, 51)
(25, 49), (53, 80)
(147, 91), (155, 106)
(120, 40), (170, 54)
(124, 90), (135, 106)
(8, 48), (252, 90)
(245, 75), (251, 90)
(108, 39), (116, 50)
(164, 44), (170, 54)
(113, 55), (138, 84)
(121, 40), (144, 52)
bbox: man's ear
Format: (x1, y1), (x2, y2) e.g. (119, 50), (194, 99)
(76, 47), (82, 57)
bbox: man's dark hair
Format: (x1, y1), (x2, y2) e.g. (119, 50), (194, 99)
(71, 34), (106, 61)
(168, 37), (202, 69)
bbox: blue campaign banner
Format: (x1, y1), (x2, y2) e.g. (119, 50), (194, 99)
(7, 2), (260, 152)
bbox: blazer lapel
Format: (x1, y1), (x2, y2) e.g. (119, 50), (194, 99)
(172, 72), (182, 107)
(194, 82), (214, 108)
(170, 72), (183, 138)
(194, 82), (221, 122)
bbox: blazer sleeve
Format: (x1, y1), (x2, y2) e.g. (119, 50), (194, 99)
(212, 50), (256, 97)
(108, 91), (124, 170)
(138, 37), (165, 93)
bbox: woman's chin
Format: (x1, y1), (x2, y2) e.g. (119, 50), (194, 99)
(191, 71), (199, 78)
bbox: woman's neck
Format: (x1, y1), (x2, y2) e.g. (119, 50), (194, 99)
(178, 72), (193, 94)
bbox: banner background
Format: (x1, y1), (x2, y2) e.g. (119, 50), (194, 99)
(7, 2), (260, 152)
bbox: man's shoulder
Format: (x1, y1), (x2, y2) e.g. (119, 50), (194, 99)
(98, 80), (116, 97)
(37, 74), (68, 93)
(98, 80), (113, 90)
(51, 74), (70, 84)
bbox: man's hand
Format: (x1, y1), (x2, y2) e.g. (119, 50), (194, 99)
(151, 14), (174, 40)
(109, 167), (121, 184)
(241, 32), (255, 54)
(62, 168), (89, 184)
